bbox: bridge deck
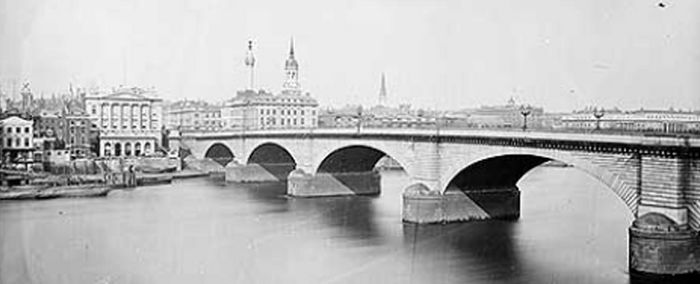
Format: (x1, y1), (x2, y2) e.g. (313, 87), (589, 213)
(176, 128), (700, 148)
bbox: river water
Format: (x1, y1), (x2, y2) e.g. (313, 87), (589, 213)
(0, 167), (636, 284)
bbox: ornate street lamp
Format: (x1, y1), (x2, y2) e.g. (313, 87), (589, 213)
(520, 105), (532, 131)
(356, 105), (363, 134)
(593, 107), (605, 131)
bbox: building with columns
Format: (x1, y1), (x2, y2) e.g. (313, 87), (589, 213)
(222, 39), (319, 130)
(85, 87), (163, 157)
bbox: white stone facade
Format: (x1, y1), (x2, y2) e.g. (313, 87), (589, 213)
(562, 110), (700, 133)
(0, 116), (34, 162)
(222, 90), (318, 130)
(85, 87), (163, 157)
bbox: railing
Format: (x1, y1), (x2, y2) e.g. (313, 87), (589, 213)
(175, 124), (700, 139)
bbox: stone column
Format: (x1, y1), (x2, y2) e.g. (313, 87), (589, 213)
(108, 103), (113, 130)
(628, 154), (700, 276)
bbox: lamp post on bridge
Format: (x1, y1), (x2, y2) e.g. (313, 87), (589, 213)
(520, 105), (532, 131)
(355, 105), (363, 134)
(435, 111), (445, 137)
(593, 107), (605, 131)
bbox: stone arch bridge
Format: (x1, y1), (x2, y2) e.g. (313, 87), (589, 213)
(170, 128), (700, 275)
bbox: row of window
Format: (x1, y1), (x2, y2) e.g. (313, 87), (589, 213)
(102, 125), (157, 130)
(259, 108), (316, 116)
(192, 112), (221, 118)
(2, 127), (31, 134)
(5, 137), (31, 148)
(259, 117), (316, 126)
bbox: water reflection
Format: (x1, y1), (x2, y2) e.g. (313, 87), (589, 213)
(0, 168), (646, 283)
(292, 196), (386, 246)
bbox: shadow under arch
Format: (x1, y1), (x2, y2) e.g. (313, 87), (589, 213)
(246, 142), (297, 181)
(204, 143), (235, 167)
(444, 153), (638, 215)
(316, 145), (409, 174)
(315, 145), (409, 194)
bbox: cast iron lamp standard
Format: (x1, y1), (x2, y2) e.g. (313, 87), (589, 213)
(520, 105), (532, 131)
(355, 105), (363, 134)
(593, 107), (605, 131)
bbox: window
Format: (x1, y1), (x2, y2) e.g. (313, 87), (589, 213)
(301, 118), (305, 125)
(25, 127), (30, 133)
(6, 127), (11, 133)
(301, 110), (305, 115)
(92, 106), (97, 114)
(16, 127), (20, 133)
(6, 138), (11, 147)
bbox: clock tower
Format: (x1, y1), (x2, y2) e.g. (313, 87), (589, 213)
(282, 38), (301, 95)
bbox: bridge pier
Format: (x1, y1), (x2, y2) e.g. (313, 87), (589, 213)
(287, 169), (381, 197)
(225, 163), (296, 183)
(629, 213), (700, 276)
(402, 184), (520, 223)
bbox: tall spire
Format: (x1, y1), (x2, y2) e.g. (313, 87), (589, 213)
(378, 73), (387, 106)
(289, 37), (295, 58)
(282, 37), (301, 95)
(244, 40), (256, 90)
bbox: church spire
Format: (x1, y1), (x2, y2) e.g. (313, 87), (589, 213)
(289, 37), (295, 58)
(378, 73), (387, 106)
(282, 37), (301, 95)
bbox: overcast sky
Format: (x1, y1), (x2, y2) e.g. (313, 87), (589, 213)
(1, 0), (699, 112)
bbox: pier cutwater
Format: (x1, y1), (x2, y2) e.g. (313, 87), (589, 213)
(2, 0), (700, 282)
(174, 128), (700, 276)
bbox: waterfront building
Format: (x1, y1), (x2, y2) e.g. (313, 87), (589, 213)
(221, 40), (319, 130)
(34, 108), (99, 158)
(561, 108), (700, 133)
(84, 86), (163, 157)
(222, 90), (318, 130)
(0, 116), (34, 165)
(163, 100), (223, 131)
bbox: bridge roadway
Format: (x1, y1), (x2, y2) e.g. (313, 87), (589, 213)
(170, 127), (700, 276)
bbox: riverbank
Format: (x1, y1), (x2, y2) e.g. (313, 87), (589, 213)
(0, 184), (112, 200)
(0, 169), (208, 201)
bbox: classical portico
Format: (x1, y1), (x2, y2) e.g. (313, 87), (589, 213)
(85, 87), (163, 157)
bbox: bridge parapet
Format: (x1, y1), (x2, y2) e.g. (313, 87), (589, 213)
(180, 127), (700, 276)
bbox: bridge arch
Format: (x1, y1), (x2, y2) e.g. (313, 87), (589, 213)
(204, 143), (235, 167)
(246, 142), (298, 181)
(314, 144), (413, 176)
(441, 149), (640, 214)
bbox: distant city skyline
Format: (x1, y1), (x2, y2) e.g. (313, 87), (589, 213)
(1, 0), (699, 112)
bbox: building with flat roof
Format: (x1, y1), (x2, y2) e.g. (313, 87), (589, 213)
(222, 40), (319, 130)
(164, 100), (223, 131)
(0, 116), (34, 165)
(85, 86), (163, 157)
(562, 109), (700, 133)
